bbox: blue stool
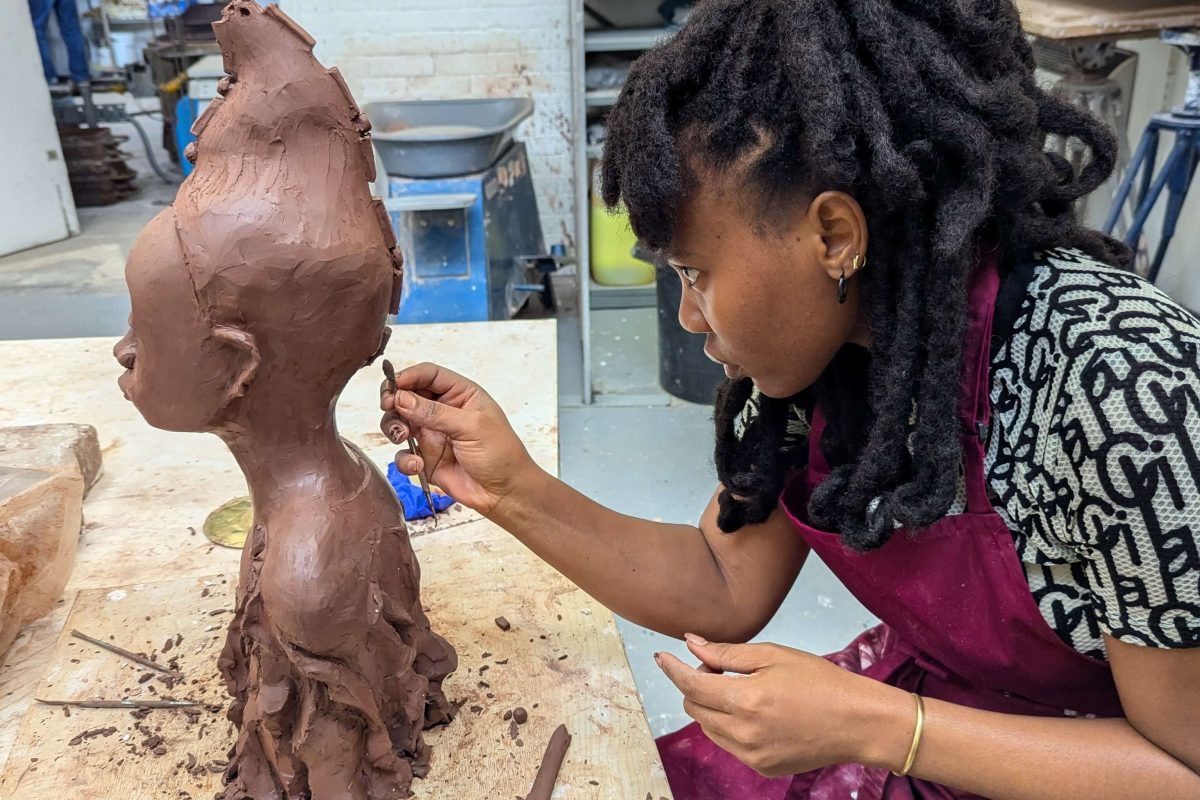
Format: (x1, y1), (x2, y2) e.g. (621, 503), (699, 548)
(1104, 30), (1200, 284)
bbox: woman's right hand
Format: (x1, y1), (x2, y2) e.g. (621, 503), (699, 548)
(379, 362), (541, 516)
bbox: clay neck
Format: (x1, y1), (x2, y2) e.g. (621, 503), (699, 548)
(216, 410), (360, 508)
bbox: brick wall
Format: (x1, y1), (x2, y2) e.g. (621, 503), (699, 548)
(286, 0), (576, 250)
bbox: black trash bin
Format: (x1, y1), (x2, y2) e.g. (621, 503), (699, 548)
(656, 264), (726, 404)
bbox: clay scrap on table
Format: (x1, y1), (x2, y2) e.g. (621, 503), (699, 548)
(0, 424), (100, 667)
(526, 723), (572, 800)
(112, 1), (456, 797)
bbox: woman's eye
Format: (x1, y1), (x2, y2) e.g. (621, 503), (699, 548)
(676, 266), (700, 286)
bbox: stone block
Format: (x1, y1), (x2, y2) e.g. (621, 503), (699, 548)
(0, 424), (102, 496)
(0, 467), (83, 665)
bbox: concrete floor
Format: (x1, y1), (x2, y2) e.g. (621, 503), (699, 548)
(560, 311), (875, 735)
(0, 107), (875, 739)
(0, 97), (176, 341)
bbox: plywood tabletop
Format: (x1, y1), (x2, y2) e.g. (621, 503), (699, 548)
(1018, 0), (1200, 42)
(0, 321), (672, 798)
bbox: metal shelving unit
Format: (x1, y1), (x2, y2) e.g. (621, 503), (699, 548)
(584, 88), (621, 108)
(584, 26), (675, 52)
(571, 5), (677, 402)
(588, 280), (656, 310)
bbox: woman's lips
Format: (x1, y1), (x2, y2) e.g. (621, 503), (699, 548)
(117, 370), (132, 400)
(705, 347), (747, 380)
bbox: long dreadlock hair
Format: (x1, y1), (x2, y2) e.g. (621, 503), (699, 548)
(601, 0), (1130, 550)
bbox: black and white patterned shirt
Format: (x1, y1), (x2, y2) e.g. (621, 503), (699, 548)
(771, 249), (1200, 659)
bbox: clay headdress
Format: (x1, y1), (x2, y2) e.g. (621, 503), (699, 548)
(174, 0), (402, 390)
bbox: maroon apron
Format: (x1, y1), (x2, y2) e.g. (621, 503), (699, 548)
(658, 257), (1125, 799)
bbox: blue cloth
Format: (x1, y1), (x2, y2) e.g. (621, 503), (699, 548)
(28, 0), (90, 84)
(148, 0), (272, 17)
(386, 463), (455, 520)
(147, 0), (194, 18)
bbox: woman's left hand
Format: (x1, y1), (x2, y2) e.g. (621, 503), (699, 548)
(656, 634), (904, 777)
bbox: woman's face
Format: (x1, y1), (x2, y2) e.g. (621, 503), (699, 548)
(114, 210), (238, 432)
(665, 175), (865, 399)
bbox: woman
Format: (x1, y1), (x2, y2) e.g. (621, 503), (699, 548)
(380, 1), (1200, 797)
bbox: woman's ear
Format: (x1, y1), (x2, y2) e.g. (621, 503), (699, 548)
(211, 325), (260, 405)
(807, 191), (869, 280)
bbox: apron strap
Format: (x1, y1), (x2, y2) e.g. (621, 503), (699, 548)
(958, 251), (1002, 514)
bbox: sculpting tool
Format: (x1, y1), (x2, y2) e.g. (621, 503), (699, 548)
(36, 698), (202, 709)
(71, 628), (184, 679)
(382, 359), (438, 518)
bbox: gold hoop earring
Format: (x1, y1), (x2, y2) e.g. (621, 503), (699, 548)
(838, 254), (865, 305)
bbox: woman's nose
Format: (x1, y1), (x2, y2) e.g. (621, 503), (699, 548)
(677, 281), (712, 335)
(114, 332), (136, 370)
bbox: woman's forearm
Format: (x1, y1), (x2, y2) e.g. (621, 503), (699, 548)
(487, 467), (805, 641)
(862, 685), (1200, 799)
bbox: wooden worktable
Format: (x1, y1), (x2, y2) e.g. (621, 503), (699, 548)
(1018, 0), (1200, 42)
(0, 321), (672, 799)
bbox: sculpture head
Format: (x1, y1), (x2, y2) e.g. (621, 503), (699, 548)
(115, 0), (402, 434)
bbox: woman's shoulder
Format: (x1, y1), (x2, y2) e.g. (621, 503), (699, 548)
(990, 250), (1200, 650)
(1013, 248), (1200, 357)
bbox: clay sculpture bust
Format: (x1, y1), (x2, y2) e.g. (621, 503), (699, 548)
(112, 2), (457, 796)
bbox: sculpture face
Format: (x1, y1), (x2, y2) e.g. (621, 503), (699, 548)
(113, 0), (403, 434)
(115, 210), (238, 433)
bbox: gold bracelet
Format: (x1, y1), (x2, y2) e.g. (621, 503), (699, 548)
(891, 693), (925, 777)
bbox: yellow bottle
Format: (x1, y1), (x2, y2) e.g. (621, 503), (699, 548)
(589, 161), (655, 286)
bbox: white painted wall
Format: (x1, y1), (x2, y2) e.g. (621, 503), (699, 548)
(1119, 40), (1200, 307)
(285, 0), (576, 250)
(0, 0), (79, 257)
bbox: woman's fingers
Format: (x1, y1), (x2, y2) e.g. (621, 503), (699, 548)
(393, 362), (472, 397)
(655, 652), (736, 713)
(685, 637), (773, 676)
(394, 450), (424, 476)
(392, 390), (475, 439)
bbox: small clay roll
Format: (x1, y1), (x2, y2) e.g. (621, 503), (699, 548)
(526, 724), (571, 800)
(326, 66), (358, 113)
(372, 198), (397, 250)
(389, 251), (404, 314)
(265, 4), (316, 46)
(361, 135), (377, 183)
(190, 96), (223, 138)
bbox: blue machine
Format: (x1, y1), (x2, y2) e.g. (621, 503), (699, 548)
(386, 142), (560, 324)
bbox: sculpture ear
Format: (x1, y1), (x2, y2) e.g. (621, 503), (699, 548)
(211, 325), (261, 403)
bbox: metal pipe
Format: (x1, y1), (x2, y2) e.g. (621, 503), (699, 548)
(126, 115), (180, 184)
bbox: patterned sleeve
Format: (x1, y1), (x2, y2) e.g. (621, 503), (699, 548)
(734, 387), (811, 451)
(1056, 338), (1200, 649)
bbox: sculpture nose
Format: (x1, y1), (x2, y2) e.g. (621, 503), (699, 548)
(114, 332), (136, 370)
